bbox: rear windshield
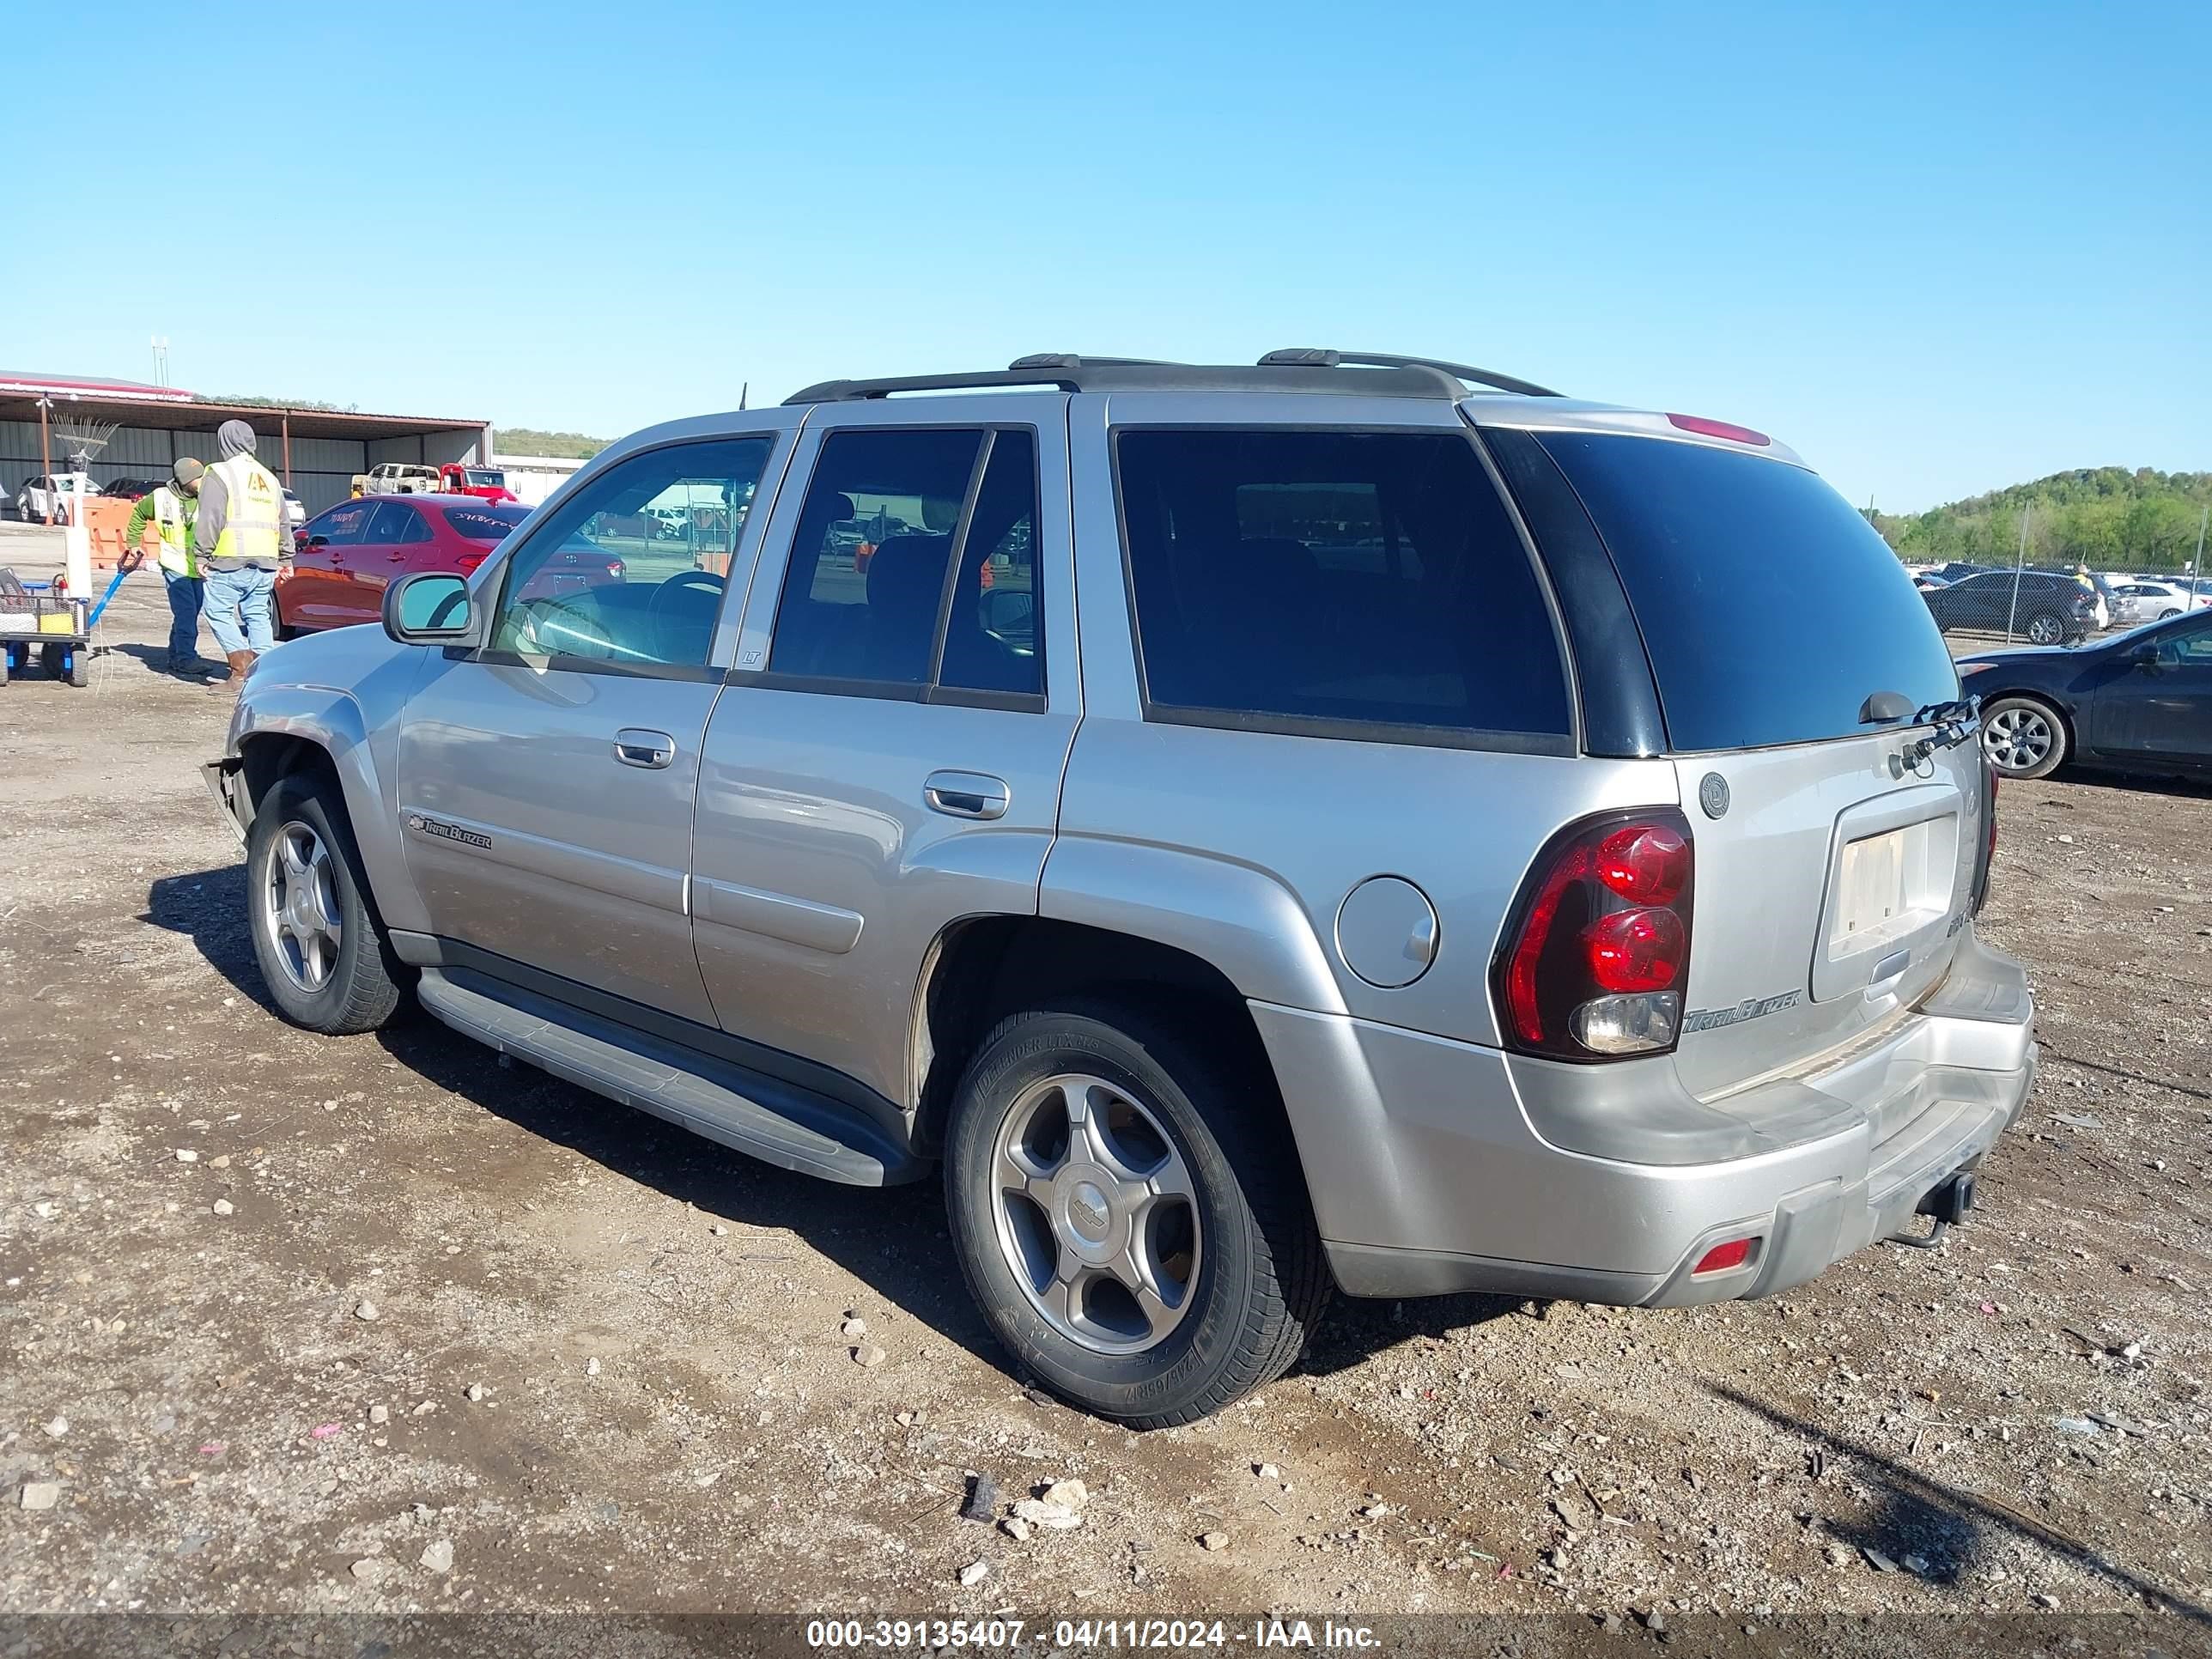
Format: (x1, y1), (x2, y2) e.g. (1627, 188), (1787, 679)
(445, 506), (526, 543)
(1535, 433), (1959, 750)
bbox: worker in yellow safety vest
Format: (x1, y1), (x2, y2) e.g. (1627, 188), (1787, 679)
(125, 457), (209, 678)
(195, 421), (294, 690)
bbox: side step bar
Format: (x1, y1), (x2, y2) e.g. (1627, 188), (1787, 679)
(416, 967), (922, 1187)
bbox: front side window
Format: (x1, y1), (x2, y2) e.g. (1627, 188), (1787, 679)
(489, 437), (772, 668)
(1116, 428), (1570, 741)
(768, 427), (1043, 698)
(2158, 617), (2212, 665)
(310, 501), (373, 545)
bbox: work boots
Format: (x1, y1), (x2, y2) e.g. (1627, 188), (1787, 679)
(208, 650), (256, 691)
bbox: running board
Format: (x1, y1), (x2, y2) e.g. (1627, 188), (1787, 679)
(416, 967), (921, 1187)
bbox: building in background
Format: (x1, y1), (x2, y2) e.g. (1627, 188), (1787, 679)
(1, 372), (493, 517)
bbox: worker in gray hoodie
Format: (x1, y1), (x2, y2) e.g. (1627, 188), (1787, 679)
(195, 419), (292, 689)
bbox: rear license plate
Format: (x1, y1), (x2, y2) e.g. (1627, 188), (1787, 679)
(1832, 828), (1911, 951)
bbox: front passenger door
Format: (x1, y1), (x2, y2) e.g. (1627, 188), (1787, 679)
(395, 427), (793, 1025)
(2089, 616), (2212, 764)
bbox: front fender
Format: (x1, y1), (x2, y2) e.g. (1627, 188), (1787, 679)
(216, 646), (430, 933)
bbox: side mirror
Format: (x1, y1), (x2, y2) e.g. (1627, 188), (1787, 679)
(2129, 641), (2160, 667)
(384, 571), (474, 644)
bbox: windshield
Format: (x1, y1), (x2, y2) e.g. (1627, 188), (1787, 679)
(1535, 433), (1960, 750)
(465, 470), (506, 487)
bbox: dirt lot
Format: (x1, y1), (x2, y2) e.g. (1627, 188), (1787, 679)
(3, 571), (2209, 1650)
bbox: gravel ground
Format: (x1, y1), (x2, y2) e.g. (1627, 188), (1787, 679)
(1, 575), (2207, 1652)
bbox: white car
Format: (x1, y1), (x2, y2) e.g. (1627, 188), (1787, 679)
(2110, 579), (2211, 622)
(283, 489), (307, 528)
(14, 471), (95, 525)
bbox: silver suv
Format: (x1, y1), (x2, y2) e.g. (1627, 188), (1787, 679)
(207, 350), (2037, 1425)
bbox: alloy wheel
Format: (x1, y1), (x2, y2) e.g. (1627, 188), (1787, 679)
(262, 819), (343, 993)
(1983, 706), (2054, 775)
(2026, 614), (2063, 645)
(991, 1073), (1202, 1354)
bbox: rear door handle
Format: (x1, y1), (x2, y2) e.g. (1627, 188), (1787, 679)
(613, 728), (678, 769)
(923, 769), (1010, 820)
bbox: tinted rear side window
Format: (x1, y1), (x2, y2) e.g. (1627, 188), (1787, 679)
(1115, 429), (1571, 745)
(1534, 434), (1958, 750)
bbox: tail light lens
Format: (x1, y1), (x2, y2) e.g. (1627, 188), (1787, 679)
(455, 550), (488, 575)
(1495, 809), (1696, 1060)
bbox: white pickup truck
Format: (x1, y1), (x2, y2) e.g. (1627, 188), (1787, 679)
(355, 463), (442, 495)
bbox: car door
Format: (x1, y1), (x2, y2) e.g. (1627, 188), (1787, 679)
(345, 500), (432, 623)
(283, 500), (375, 631)
(2087, 615), (2212, 765)
(394, 422), (794, 1025)
(691, 396), (1079, 1106)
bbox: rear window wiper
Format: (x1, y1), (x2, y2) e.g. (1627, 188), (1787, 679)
(1861, 691), (1979, 766)
(1906, 696), (1981, 760)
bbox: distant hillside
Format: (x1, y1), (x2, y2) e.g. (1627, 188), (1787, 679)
(1874, 467), (2212, 571)
(495, 427), (610, 459)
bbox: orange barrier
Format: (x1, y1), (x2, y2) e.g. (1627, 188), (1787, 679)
(80, 496), (161, 571)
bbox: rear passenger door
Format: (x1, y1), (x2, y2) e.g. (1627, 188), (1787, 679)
(691, 396), (1079, 1106)
(346, 500), (432, 623)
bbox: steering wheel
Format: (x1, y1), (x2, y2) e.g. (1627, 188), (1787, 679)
(648, 568), (726, 632)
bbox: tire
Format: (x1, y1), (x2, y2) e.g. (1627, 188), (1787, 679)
(2162, 608), (2181, 620)
(67, 648), (88, 688)
(1981, 696), (2068, 781)
(2023, 611), (2066, 645)
(943, 1000), (1328, 1427)
(40, 643), (64, 679)
(244, 772), (405, 1034)
(0, 646), (9, 686)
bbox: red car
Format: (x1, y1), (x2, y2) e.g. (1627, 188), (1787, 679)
(277, 495), (623, 635)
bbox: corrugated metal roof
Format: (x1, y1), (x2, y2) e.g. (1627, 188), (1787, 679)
(0, 370), (198, 402)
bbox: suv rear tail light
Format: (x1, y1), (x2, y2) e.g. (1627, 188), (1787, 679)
(1495, 809), (1695, 1060)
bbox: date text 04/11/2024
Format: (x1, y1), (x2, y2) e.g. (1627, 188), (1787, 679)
(804, 1619), (1380, 1650)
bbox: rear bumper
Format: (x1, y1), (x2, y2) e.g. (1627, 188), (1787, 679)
(1257, 927), (2036, 1306)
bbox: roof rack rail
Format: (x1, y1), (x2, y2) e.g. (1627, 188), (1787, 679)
(783, 354), (1189, 404)
(1257, 348), (1562, 398)
(781, 351), (1558, 405)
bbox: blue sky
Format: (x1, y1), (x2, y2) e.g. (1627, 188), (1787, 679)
(4, 2), (2205, 511)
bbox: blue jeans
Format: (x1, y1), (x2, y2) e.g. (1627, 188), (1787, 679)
(161, 566), (205, 666)
(204, 566), (276, 654)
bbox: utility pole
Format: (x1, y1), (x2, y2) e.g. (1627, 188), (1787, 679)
(2191, 505), (2209, 611)
(2004, 505), (2031, 641)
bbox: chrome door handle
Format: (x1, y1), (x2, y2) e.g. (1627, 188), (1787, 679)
(923, 769), (1010, 820)
(613, 728), (678, 769)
